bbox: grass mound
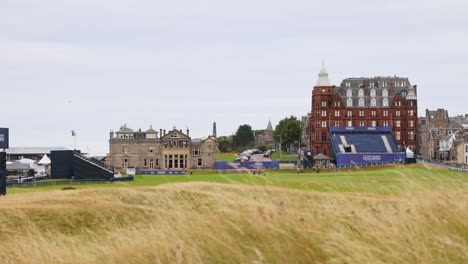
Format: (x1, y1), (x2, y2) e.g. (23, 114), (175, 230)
(1, 182), (467, 263)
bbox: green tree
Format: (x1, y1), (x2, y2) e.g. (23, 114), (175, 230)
(217, 136), (233, 153)
(273, 116), (301, 151)
(232, 124), (255, 150)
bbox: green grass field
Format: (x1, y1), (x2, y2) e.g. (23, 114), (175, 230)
(216, 152), (238, 161)
(270, 152), (298, 161)
(8, 164), (468, 195)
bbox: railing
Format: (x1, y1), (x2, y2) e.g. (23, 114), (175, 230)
(7, 179), (111, 188)
(7, 176), (134, 188)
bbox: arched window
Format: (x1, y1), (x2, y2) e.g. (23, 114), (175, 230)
(347, 98), (353, 107)
(382, 97), (389, 107)
(370, 98), (377, 107)
(370, 89), (376, 97)
(346, 89), (352, 97)
(358, 89), (364, 97)
(382, 88), (388, 97)
(358, 97), (365, 107)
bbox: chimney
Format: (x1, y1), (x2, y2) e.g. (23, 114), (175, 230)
(109, 130), (114, 139)
(186, 128), (190, 136)
(163, 129), (166, 135)
(213, 122), (217, 138)
(160, 129), (162, 136)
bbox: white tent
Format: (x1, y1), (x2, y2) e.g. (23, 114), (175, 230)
(38, 154), (51, 165)
(406, 147), (415, 159)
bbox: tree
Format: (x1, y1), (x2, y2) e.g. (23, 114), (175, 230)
(217, 136), (233, 153)
(232, 124), (255, 150)
(273, 116), (301, 151)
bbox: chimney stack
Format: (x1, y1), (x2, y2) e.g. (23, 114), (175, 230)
(186, 128), (190, 136)
(213, 122), (217, 138)
(163, 129), (166, 135)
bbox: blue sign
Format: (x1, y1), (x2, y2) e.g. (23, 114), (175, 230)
(336, 153), (406, 166)
(136, 170), (187, 175)
(0, 128), (8, 149)
(216, 161), (280, 170)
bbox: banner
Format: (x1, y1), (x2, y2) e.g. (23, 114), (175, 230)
(216, 161), (280, 170)
(0, 128), (9, 149)
(336, 153), (406, 166)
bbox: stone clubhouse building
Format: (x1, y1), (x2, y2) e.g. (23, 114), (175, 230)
(108, 124), (218, 173)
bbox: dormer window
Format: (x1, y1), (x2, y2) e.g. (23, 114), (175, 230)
(346, 89), (352, 97)
(171, 133), (178, 138)
(358, 89), (364, 97)
(382, 89), (388, 97)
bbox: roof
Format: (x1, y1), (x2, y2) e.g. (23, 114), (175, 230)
(266, 120), (273, 131)
(316, 63), (331, 86)
(146, 125), (158, 134)
(7, 160), (32, 170)
(6, 147), (68, 155)
(116, 124), (134, 133)
(38, 154), (51, 165)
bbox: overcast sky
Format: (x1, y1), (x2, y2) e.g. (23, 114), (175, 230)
(1, 0), (467, 155)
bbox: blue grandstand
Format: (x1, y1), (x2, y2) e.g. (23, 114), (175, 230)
(330, 127), (406, 167)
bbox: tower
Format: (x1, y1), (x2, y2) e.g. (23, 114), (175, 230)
(309, 63), (334, 156)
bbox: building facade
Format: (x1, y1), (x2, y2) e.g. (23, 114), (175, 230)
(308, 65), (418, 157)
(418, 109), (450, 160)
(254, 120), (275, 146)
(108, 124), (218, 172)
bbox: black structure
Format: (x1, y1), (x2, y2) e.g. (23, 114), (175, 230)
(0, 152), (6, 195)
(51, 150), (113, 180)
(0, 128), (9, 149)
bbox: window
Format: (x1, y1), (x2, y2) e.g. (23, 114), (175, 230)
(346, 89), (352, 97)
(156, 159), (159, 167)
(396, 121), (401, 128)
(383, 121), (389, 126)
(370, 82), (375, 88)
(395, 101), (401, 107)
(382, 89), (388, 97)
(144, 159), (148, 167)
(396, 111), (401, 117)
(370, 89), (376, 97)
(465, 144), (468, 153)
(171, 133), (178, 138)
(383, 110), (388, 117)
(321, 132), (327, 141)
(316, 122), (320, 128)
(359, 121), (365, 127)
(408, 131), (415, 140)
(334, 121), (340, 126)
(347, 98), (353, 107)
(396, 132), (401, 140)
(370, 98), (377, 107)
(123, 146), (129, 153)
(347, 111), (352, 117)
(192, 147), (201, 156)
(358, 98), (365, 107)
(321, 121), (327, 128)
(321, 101), (327, 107)
(382, 97), (389, 107)
(359, 111), (365, 117)
(371, 120), (377, 127)
(168, 155), (173, 168)
(334, 111), (340, 117)
(198, 158), (202, 167)
(149, 159), (154, 169)
(408, 110), (415, 116)
(333, 101), (341, 107)
(346, 82), (351, 88)
(123, 158), (128, 168)
(148, 146), (155, 153)
(358, 89), (364, 97)
(371, 111), (377, 117)
(347, 121), (353, 127)
(437, 130), (441, 136)
(316, 112), (320, 118)
(409, 120), (414, 127)
(321, 111), (327, 117)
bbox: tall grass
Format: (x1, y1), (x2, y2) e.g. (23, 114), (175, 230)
(1, 177), (467, 263)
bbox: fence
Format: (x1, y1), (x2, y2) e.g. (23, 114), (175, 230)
(8, 176), (134, 188)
